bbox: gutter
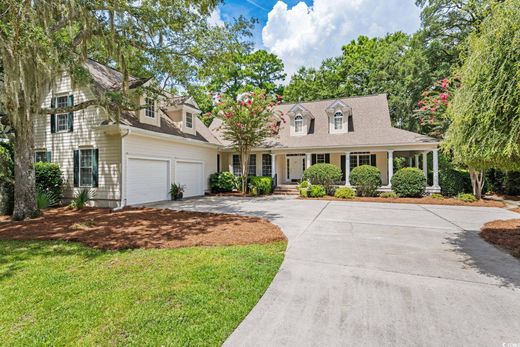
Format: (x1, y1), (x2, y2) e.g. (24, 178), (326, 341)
(115, 128), (131, 210)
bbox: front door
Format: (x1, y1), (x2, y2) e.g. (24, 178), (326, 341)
(286, 155), (305, 182)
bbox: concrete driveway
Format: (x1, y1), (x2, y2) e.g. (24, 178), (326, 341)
(150, 196), (520, 346)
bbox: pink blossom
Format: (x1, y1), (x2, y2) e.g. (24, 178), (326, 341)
(417, 100), (423, 106)
(440, 93), (448, 102)
(441, 79), (448, 89)
(236, 122), (243, 129)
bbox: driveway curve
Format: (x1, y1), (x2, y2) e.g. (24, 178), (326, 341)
(151, 196), (520, 346)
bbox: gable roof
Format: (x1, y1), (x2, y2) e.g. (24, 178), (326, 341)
(84, 59), (150, 91)
(210, 94), (437, 149)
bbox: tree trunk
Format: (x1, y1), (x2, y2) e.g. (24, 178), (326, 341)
(12, 109), (39, 221)
(469, 167), (485, 200)
(240, 150), (250, 193)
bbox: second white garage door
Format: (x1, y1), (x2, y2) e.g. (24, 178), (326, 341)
(175, 161), (204, 198)
(127, 158), (169, 205)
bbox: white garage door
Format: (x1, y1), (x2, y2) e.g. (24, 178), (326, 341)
(175, 161), (203, 198)
(127, 158), (169, 205)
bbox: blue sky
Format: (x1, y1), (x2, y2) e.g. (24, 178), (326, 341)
(211, 0), (422, 78)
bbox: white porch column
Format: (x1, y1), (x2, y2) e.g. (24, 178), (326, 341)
(422, 152), (428, 178)
(271, 154), (276, 180)
(305, 153), (312, 169)
(388, 150), (394, 186)
(432, 149), (439, 187)
(408, 157), (413, 167)
(344, 152), (351, 186)
(415, 154), (420, 168)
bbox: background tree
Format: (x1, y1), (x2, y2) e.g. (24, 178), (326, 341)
(443, 0), (520, 199)
(0, 0), (220, 220)
(213, 91), (284, 193)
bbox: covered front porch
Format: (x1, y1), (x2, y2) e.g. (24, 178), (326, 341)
(221, 145), (441, 193)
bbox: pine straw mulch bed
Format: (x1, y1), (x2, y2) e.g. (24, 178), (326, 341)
(0, 207), (286, 250)
(481, 219), (520, 258)
(299, 196), (505, 207)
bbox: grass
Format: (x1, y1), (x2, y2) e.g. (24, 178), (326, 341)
(0, 240), (286, 346)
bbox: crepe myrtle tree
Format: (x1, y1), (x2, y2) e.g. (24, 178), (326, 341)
(214, 90), (285, 193)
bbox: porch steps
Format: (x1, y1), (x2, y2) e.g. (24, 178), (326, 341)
(273, 184), (299, 196)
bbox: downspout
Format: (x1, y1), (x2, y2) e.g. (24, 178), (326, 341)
(115, 128), (131, 210)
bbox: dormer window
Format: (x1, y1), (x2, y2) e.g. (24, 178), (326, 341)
(334, 112), (343, 130)
(186, 112), (193, 128)
(145, 97), (155, 118)
(295, 115), (303, 133)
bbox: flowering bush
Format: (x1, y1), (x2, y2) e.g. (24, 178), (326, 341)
(414, 77), (460, 138)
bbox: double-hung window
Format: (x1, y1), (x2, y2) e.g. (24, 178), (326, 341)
(74, 148), (98, 188)
(51, 95), (73, 133)
(232, 154), (241, 176)
(262, 154), (272, 176)
(145, 97), (155, 118)
(186, 112), (193, 128)
(248, 154), (257, 176)
(316, 153), (327, 163)
(334, 112), (343, 130)
(349, 152), (373, 171)
(294, 115), (303, 133)
(35, 151), (51, 163)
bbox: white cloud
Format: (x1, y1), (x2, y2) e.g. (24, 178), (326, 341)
(262, 0), (421, 79)
(208, 7), (225, 27)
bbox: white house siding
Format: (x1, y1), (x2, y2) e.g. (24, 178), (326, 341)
(34, 74), (122, 207)
(123, 134), (218, 204)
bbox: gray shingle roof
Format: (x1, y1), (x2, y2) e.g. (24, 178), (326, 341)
(84, 59), (149, 91)
(210, 94), (437, 149)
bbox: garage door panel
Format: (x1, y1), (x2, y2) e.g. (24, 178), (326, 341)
(127, 158), (169, 204)
(175, 161), (203, 198)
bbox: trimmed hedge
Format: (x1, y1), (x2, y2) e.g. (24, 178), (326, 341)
(456, 193), (477, 202)
(440, 168), (472, 197)
(391, 168), (426, 197)
(35, 162), (63, 200)
(209, 172), (238, 192)
(334, 187), (355, 199)
(350, 165), (381, 197)
(249, 176), (273, 195)
(303, 164), (342, 195)
(308, 185), (326, 198)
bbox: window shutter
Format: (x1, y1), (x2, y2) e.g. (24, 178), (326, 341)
(325, 153), (330, 163)
(46, 151), (52, 162)
(68, 94), (74, 132)
(311, 154), (317, 165)
(68, 112), (74, 132)
(370, 154), (377, 167)
(50, 97), (56, 133)
(348, 115), (354, 132)
(93, 149), (99, 188)
(73, 150), (79, 187)
(340, 155), (346, 181)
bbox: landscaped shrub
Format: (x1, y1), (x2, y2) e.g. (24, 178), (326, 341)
(308, 185), (326, 198)
(349, 165), (382, 197)
(299, 187), (308, 198)
(249, 176), (273, 195)
(391, 168), (426, 197)
(456, 193), (477, 202)
(486, 169), (520, 195)
(0, 182), (14, 215)
(334, 187), (355, 199)
(431, 193), (444, 200)
(303, 164), (342, 195)
(209, 172), (238, 192)
(380, 191), (398, 198)
(70, 188), (95, 209)
(35, 162), (63, 200)
(440, 168), (472, 197)
(298, 180), (310, 189)
(36, 190), (59, 209)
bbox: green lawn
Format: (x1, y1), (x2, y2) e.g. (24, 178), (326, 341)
(0, 240), (286, 346)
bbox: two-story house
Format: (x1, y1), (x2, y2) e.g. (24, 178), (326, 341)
(212, 95), (441, 192)
(34, 60), (440, 208)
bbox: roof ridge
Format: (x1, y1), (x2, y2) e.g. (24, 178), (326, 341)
(279, 93), (386, 106)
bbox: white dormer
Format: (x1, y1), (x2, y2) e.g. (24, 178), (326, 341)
(287, 104), (313, 136)
(162, 96), (200, 135)
(326, 100), (351, 134)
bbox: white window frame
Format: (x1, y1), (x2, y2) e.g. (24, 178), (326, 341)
(232, 154), (241, 176)
(145, 97), (155, 118)
(248, 154), (256, 176)
(316, 153), (326, 163)
(349, 152), (372, 171)
(55, 95), (70, 133)
(294, 114), (304, 133)
(262, 154), (272, 177)
(186, 112), (193, 128)
(35, 151), (48, 163)
(79, 149), (94, 187)
(334, 111), (343, 130)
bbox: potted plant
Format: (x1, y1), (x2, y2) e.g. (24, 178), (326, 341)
(170, 183), (184, 200)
